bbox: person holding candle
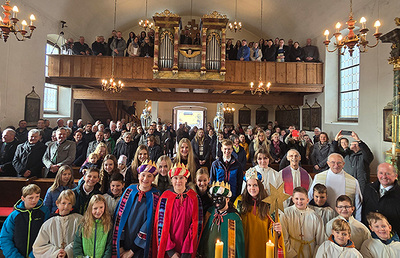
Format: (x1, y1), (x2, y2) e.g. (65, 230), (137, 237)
(234, 169), (284, 258)
(198, 181), (245, 258)
(112, 160), (160, 258)
(316, 219), (362, 257)
(153, 163), (203, 258)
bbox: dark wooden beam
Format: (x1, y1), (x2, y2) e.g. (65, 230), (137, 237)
(225, 90), (234, 94)
(189, 89), (194, 93)
(149, 87), (159, 92)
(46, 77), (323, 93)
(208, 89), (214, 94)
(169, 88), (175, 92)
(73, 89), (304, 105)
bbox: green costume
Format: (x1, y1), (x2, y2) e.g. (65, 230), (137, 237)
(198, 206), (245, 258)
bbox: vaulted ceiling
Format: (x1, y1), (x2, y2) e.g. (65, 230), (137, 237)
(26, 0), (393, 46)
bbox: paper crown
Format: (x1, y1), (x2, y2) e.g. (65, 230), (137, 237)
(168, 163), (190, 179)
(137, 160), (158, 175)
(244, 168), (263, 182)
(209, 181), (232, 198)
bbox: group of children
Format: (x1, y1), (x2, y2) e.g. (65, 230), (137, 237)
(1, 149), (400, 257)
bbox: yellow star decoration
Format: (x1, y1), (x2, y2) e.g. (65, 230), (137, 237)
(263, 183), (291, 214)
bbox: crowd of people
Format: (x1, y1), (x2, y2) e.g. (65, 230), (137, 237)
(0, 117), (399, 257)
(59, 29), (320, 64)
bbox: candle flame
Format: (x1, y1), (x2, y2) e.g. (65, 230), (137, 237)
(12, 6), (19, 12)
(374, 20), (381, 27)
(216, 239), (222, 244)
(335, 22), (341, 29)
(360, 17), (366, 23)
(324, 30), (329, 36)
(21, 20), (27, 26)
(30, 14), (36, 21)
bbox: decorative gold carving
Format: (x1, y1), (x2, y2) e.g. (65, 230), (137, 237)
(389, 57), (400, 69)
(154, 71), (224, 81)
(203, 11), (227, 19)
(178, 49), (201, 58)
(160, 31), (174, 42)
(207, 32), (221, 45)
(154, 9), (179, 17)
(395, 17), (400, 26)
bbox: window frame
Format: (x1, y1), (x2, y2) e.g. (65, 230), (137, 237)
(44, 41), (60, 114)
(337, 47), (360, 122)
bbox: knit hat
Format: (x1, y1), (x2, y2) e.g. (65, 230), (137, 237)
(209, 181), (232, 198)
(168, 163), (190, 178)
(244, 168), (263, 182)
(118, 155), (127, 165)
(137, 160), (158, 175)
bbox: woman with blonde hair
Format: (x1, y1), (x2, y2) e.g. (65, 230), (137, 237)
(249, 130), (270, 165)
(154, 155), (172, 193)
(127, 144), (149, 184)
(174, 138), (199, 183)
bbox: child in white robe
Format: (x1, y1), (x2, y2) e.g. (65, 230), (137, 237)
(326, 195), (370, 250)
(33, 190), (82, 257)
(316, 218), (363, 257)
(281, 186), (326, 258)
(360, 212), (400, 258)
(308, 183), (336, 225)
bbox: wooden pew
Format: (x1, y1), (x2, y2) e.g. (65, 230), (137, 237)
(0, 177), (34, 207)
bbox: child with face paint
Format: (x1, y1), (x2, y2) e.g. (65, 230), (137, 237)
(234, 169), (284, 258)
(153, 163), (203, 258)
(198, 181), (245, 258)
(112, 160), (161, 258)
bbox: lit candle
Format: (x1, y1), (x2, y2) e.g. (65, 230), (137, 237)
(215, 239), (223, 258)
(12, 6), (19, 19)
(21, 20), (27, 30)
(360, 17), (366, 29)
(392, 143), (396, 157)
(266, 240), (274, 258)
(374, 20), (381, 34)
(30, 14), (35, 26)
(337, 35), (343, 44)
(335, 22), (341, 33)
(0, 16), (3, 24)
(324, 30), (329, 41)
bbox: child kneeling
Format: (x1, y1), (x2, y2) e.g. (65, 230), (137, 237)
(316, 219), (362, 257)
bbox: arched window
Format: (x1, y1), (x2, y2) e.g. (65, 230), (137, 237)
(338, 47), (360, 121)
(44, 41), (60, 113)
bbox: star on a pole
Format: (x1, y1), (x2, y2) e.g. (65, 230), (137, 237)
(262, 183), (290, 214)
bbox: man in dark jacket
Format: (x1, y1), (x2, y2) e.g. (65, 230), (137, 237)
(113, 132), (137, 163)
(0, 128), (19, 176)
(13, 129), (47, 178)
(147, 135), (162, 162)
(15, 120), (28, 144)
(362, 162), (400, 234)
(332, 130), (374, 193)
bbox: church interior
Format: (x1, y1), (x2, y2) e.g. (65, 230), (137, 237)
(1, 0), (400, 173)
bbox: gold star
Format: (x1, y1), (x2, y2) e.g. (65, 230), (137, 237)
(263, 183), (291, 214)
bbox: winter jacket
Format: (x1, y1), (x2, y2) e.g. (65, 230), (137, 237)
(0, 139), (19, 176)
(42, 140), (76, 178)
(0, 199), (49, 258)
(73, 139), (88, 166)
(73, 220), (112, 257)
(112, 139), (137, 164)
(191, 137), (211, 163)
(32, 212), (82, 257)
(232, 145), (247, 171)
(210, 156), (243, 201)
(43, 184), (77, 213)
(73, 180), (102, 215)
(333, 140), (374, 193)
(362, 180), (400, 235)
(12, 141), (46, 178)
(310, 142), (332, 173)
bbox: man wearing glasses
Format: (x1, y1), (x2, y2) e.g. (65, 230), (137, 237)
(309, 153), (363, 221)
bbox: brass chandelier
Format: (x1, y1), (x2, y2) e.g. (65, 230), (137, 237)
(323, 0), (381, 56)
(228, 0), (242, 32)
(139, 0), (153, 30)
(0, 0), (36, 42)
(101, 0), (124, 93)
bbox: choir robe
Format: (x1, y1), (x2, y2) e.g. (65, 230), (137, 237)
(279, 166), (312, 207)
(112, 185), (160, 258)
(242, 165), (282, 195)
(360, 232), (400, 258)
(316, 236), (363, 258)
(325, 215), (371, 250)
(308, 199), (336, 225)
(234, 195), (284, 258)
(198, 206), (245, 258)
(33, 212), (82, 258)
(153, 189), (202, 258)
(281, 205), (326, 258)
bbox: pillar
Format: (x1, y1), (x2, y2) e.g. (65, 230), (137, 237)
(172, 26), (179, 74)
(201, 27), (208, 74)
(220, 28), (226, 75)
(153, 26), (160, 73)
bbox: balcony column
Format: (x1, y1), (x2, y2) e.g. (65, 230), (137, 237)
(153, 26), (160, 73)
(172, 26), (179, 74)
(220, 28), (226, 75)
(201, 27), (208, 74)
